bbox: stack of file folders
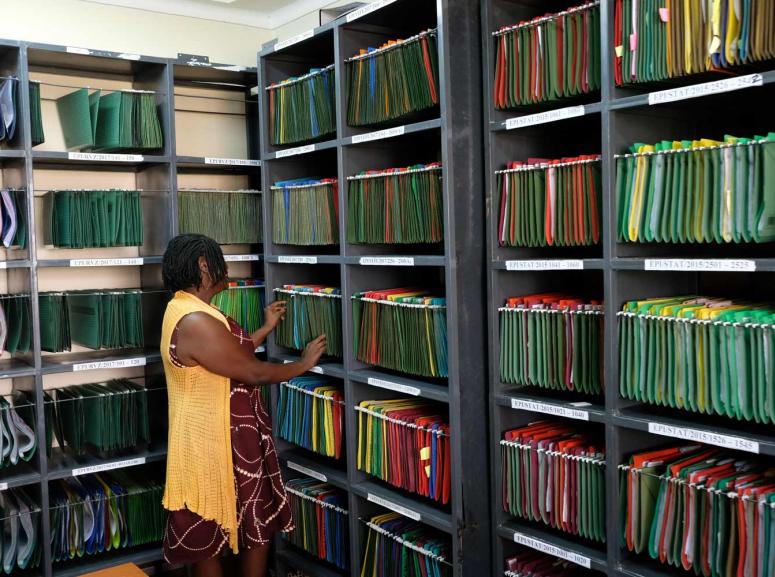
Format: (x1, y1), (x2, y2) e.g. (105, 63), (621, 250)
(0, 77), (18, 145)
(497, 156), (602, 247)
(493, 2), (601, 108)
(620, 444), (775, 575)
(500, 294), (604, 395)
(211, 280), (264, 333)
(352, 288), (448, 378)
(268, 65), (336, 146)
(46, 379), (151, 457)
(356, 399), (450, 504)
(49, 470), (166, 562)
(346, 29), (439, 126)
(501, 421), (606, 543)
(272, 179), (338, 246)
(505, 551), (590, 577)
(0, 391), (37, 469)
(282, 477), (348, 569)
(0, 487), (41, 573)
(0, 294), (33, 355)
(0, 188), (28, 249)
(178, 189), (262, 245)
(361, 513), (451, 577)
(347, 163), (444, 245)
(614, 0), (775, 86)
(45, 189), (144, 248)
(29, 81), (44, 146)
(617, 135), (775, 243)
(274, 285), (342, 357)
(38, 289), (145, 352)
(619, 296), (775, 422)
(277, 377), (343, 459)
(55, 88), (163, 152)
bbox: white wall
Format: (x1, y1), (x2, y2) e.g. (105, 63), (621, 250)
(269, 0), (353, 42)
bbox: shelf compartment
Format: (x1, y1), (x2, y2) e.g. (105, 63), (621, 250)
(46, 443), (167, 480)
(279, 447), (348, 490)
(351, 480), (453, 534)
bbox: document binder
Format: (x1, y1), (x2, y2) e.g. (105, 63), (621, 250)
(268, 66), (335, 146)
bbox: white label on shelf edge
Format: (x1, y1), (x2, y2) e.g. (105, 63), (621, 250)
(0, 262), (7, 269)
(287, 461), (327, 482)
(73, 357), (147, 372)
(644, 259), (756, 272)
(310, 366), (324, 375)
(505, 105), (585, 130)
(224, 254), (260, 262)
(510, 398), (590, 421)
(117, 53), (141, 61)
(68, 152), (143, 162)
(367, 493), (421, 521)
(352, 125), (406, 144)
(346, 0), (397, 21)
(274, 144), (316, 158)
(214, 65), (245, 72)
(505, 259), (584, 271)
(359, 256), (414, 266)
(70, 258), (143, 267)
(0, 483), (7, 491)
(66, 46), (91, 55)
(274, 29), (315, 51)
(648, 422), (759, 453)
(204, 157), (260, 166)
(277, 255), (318, 264)
(256, 346), (266, 353)
(367, 377), (420, 396)
(648, 74), (763, 105)
(72, 457), (146, 477)
(512, 531), (592, 568)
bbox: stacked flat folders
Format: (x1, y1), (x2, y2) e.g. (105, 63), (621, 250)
(0, 392), (37, 468)
(268, 65), (336, 146)
(0, 487), (41, 573)
(274, 285), (342, 357)
(55, 88), (163, 152)
(497, 156), (602, 247)
(346, 29), (439, 126)
(0, 294), (33, 355)
(283, 478), (348, 569)
(45, 189), (143, 247)
(347, 163), (443, 245)
(500, 294), (604, 395)
(505, 551), (591, 577)
(619, 296), (775, 422)
(361, 513), (451, 577)
(501, 421), (606, 542)
(178, 189), (262, 245)
(621, 445), (775, 575)
(615, 0), (775, 85)
(357, 399), (450, 504)
(617, 135), (775, 243)
(493, 2), (601, 108)
(352, 288), (447, 378)
(211, 280), (265, 333)
(272, 179), (338, 246)
(277, 377), (343, 459)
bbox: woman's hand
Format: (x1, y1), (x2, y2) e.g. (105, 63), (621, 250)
(301, 334), (327, 370)
(263, 301), (287, 331)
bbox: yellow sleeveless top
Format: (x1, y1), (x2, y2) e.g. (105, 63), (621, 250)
(160, 290), (239, 553)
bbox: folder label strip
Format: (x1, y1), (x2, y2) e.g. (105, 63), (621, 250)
(204, 157), (260, 166)
(367, 493), (421, 521)
(275, 144), (315, 158)
(224, 254), (260, 262)
(644, 259), (756, 272)
(648, 74), (763, 106)
(71, 456), (146, 477)
(359, 257), (415, 266)
(346, 0), (397, 22)
(511, 531), (592, 569)
(0, 262), (7, 269)
(66, 47), (90, 55)
(68, 152), (143, 162)
(309, 366), (324, 374)
(505, 106), (585, 130)
(509, 398), (589, 421)
(647, 422), (759, 454)
(72, 357), (147, 372)
(286, 461), (327, 483)
(506, 260), (584, 271)
(277, 256), (318, 264)
(69, 258), (144, 267)
(367, 377), (421, 397)
(274, 29), (315, 52)
(351, 125), (405, 144)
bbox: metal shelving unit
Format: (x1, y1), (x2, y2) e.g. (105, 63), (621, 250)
(482, 1), (775, 577)
(258, 1), (489, 576)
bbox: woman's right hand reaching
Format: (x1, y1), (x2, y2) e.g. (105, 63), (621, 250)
(301, 334), (327, 370)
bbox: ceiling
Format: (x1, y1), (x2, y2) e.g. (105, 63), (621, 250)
(82, 0), (338, 29)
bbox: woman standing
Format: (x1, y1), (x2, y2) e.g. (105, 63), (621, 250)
(159, 234), (326, 577)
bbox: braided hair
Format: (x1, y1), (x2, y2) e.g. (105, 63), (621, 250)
(162, 234), (228, 292)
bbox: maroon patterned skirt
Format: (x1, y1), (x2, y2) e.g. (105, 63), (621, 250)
(163, 317), (294, 565)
